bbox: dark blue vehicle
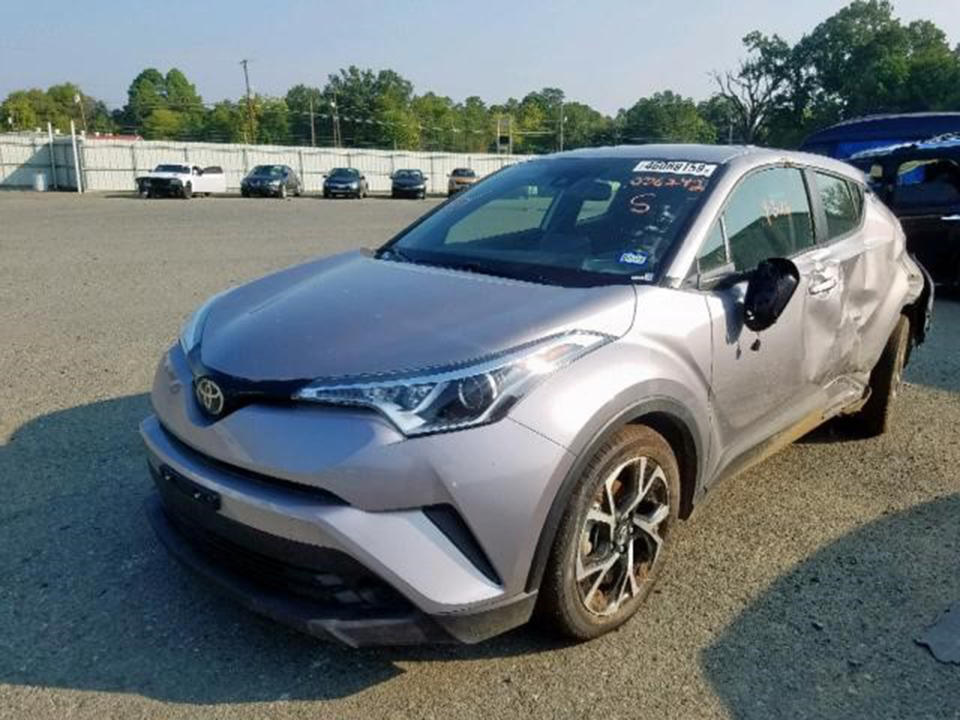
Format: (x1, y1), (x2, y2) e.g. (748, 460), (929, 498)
(800, 113), (960, 160)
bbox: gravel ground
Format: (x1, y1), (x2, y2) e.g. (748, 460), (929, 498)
(1, 192), (958, 720)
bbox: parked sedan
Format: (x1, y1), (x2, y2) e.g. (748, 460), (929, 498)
(448, 167), (477, 196)
(323, 167), (368, 199)
(391, 169), (428, 199)
(241, 165), (302, 199)
(143, 145), (932, 648)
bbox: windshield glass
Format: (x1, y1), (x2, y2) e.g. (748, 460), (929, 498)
(394, 169), (422, 179)
(452, 168), (475, 177)
(329, 168), (357, 178)
(251, 165), (285, 177)
(383, 157), (717, 285)
(155, 164), (189, 174)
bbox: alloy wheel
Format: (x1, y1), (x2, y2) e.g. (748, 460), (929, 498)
(576, 455), (671, 616)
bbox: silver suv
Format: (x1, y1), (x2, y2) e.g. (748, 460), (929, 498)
(143, 145), (932, 646)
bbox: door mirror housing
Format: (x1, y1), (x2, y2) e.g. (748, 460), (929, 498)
(743, 258), (800, 332)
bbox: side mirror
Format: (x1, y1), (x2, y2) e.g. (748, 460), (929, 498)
(743, 258), (800, 332)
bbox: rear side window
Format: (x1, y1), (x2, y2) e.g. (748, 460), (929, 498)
(891, 158), (960, 211)
(723, 167), (815, 272)
(815, 172), (862, 239)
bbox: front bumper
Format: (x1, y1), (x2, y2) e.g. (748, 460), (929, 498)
(242, 184), (281, 197)
(324, 185), (358, 196)
(142, 346), (574, 644)
(138, 179), (183, 196)
(392, 186), (425, 197)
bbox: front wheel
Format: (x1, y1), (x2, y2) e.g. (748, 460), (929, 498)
(538, 425), (679, 640)
(279, 184), (287, 199)
(182, 183), (193, 199)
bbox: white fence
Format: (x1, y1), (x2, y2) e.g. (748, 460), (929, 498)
(0, 133), (80, 190)
(0, 132), (530, 194)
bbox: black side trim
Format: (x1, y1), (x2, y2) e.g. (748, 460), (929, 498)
(524, 398), (702, 594)
(423, 504), (501, 585)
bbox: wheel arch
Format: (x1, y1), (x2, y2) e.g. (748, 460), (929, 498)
(524, 397), (703, 594)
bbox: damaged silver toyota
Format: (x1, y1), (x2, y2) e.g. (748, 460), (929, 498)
(142, 145), (933, 646)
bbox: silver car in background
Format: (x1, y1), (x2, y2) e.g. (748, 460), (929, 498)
(143, 145), (932, 646)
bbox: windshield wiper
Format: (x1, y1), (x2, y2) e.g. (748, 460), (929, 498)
(379, 247), (416, 263)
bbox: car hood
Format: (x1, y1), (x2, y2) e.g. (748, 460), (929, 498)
(199, 251), (636, 381)
(139, 172), (186, 180)
(325, 177), (357, 184)
(393, 178), (425, 185)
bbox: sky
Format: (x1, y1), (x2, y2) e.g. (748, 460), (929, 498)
(2, 0), (958, 116)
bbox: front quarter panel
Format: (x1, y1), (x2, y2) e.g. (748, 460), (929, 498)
(510, 285), (715, 486)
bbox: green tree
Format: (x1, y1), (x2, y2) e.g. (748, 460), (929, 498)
(619, 91), (716, 144)
(285, 84), (324, 144)
(204, 100), (246, 143)
(125, 68), (167, 126)
(142, 107), (183, 139)
(255, 97), (291, 145)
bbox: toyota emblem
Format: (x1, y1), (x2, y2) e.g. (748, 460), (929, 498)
(195, 377), (225, 416)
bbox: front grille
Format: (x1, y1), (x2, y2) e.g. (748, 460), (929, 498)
(152, 465), (411, 616)
(165, 508), (409, 613)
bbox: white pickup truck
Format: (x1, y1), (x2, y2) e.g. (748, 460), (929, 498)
(135, 164), (227, 198)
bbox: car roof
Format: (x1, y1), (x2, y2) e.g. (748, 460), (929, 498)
(546, 144), (866, 183)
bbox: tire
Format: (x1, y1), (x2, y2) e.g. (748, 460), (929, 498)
(183, 183), (193, 199)
(279, 184), (287, 200)
(538, 425), (680, 640)
(846, 315), (910, 438)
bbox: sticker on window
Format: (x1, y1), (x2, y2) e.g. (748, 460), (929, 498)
(619, 250), (649, 266)
(632, 160), (717, 177)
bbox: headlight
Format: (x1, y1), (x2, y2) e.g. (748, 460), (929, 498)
(178, 290), (230, 355)
(170, 178), (182, 185)
(293, 331), (611, 435)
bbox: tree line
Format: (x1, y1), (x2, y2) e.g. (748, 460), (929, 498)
(2, 1), (958, 153)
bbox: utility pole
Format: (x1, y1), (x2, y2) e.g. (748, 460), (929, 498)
(74, 93), (88, 134)
(559, 100), (565, 152)
(330, 95), (342, 148)
(240, 59), (255, 143)
(309, 96), (316, 147)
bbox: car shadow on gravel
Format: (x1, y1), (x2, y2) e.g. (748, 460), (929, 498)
(0, 394), (565, 705)
(702, 494), (960, 719)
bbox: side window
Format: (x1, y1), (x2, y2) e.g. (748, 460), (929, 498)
(696, 220), (728, 274)
(892, 158), (960, 210)
(723, 167), (815, 272)
(815, 172), (861, 239)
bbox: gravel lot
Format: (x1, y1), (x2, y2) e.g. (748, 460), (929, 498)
(1, 192), (958, 719)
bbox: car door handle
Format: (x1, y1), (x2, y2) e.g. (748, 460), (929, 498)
(809, 276), (838, 295)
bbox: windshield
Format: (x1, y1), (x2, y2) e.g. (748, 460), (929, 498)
(251, 165), (285, 177)
(452, 168), (476, 177)
(394, 169), (422, 179)
(155, 164), (189, 174)
(382, 157), (717, 285)
(329, 168), (358, 178)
